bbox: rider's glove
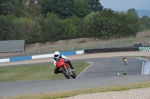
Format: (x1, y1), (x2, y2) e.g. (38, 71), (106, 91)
(64, 59), (68, 62)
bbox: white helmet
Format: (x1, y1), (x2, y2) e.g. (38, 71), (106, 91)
(54, 51), (60, 58)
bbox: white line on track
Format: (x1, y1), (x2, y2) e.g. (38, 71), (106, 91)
(76, 62), (92, 78)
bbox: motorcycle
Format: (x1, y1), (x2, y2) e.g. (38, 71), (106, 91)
(56, 58), (76, 79)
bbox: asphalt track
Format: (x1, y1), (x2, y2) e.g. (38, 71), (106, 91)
(1, 56), (150, 98)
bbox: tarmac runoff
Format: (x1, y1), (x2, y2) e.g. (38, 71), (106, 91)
(136, 57), (150, 75)
(116, 57), (150, 76)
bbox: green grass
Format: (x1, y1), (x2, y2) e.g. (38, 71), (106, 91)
(2, 81), (150, 99)
(0, 62), (90, 82)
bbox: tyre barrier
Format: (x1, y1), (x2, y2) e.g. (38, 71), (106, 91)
(84, 47), (139, 54)
(139, 47), (150, 51)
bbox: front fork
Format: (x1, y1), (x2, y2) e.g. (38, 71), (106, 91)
(61, 65), (72, 75)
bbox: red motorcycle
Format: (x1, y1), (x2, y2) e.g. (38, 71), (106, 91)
(56, 58), (76, 79)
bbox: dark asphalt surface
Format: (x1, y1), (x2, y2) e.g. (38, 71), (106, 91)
(0, 57), (150, 98)
(77, 57), (143, 78)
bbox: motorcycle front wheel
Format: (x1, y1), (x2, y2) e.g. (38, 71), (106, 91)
(70, 71), (76, 79)
(61, 67), (70, 79)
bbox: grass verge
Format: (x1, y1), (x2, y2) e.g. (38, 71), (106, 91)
(2, 81), (150, 99)
(0, 62), (90, 82)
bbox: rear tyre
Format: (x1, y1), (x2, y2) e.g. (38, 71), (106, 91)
(62, 68), (70, 79)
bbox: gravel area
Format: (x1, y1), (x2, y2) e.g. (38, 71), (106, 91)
(61, 87), (150, 99)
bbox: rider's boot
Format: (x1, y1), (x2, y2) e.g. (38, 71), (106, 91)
(54, 67), (62, 74)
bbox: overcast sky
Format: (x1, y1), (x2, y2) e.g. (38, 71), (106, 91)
(100, 0), (150, 11)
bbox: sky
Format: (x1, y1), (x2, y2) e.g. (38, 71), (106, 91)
(100, 0), (150, 11)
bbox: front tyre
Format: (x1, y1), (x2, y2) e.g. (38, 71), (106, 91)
(71, 71), (76, 79)
(62, 68), (70, 79)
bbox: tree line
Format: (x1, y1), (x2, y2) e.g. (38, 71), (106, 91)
(0, 0), (149, 44)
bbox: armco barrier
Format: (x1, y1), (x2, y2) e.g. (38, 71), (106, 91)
(84, 47), (139, 53)
(0, 50), (84, 63)
(0, 58), (9, 63)
(32, 51), (77, 60)
(32, 54), (54, 60)
(10, 56), (32, 62)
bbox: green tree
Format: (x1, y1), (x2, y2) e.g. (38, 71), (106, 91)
(140, 16), (150, 30)
(41, 0), (54, 15)
(113, 12), (127, 37)
(41, 0), (92, 18)
(0, 0), (26, 17)
(83, 8), (140, 39)
(0, 15), (14, 40)
(55, 0), (74, 19)
(26, 18), (41, 43)
(126, 11), (140, 36)
(88, 0), (103, 12)
(83, 9), (115, 38)
(61, 18), (76, 39)
(73, 0), (92, 18)
(10, 17), (41, 44)
(40, 13), (63, 42)
(127, 8), (138, 17)
(70, 15), (84, 37)
(41, 0), (74, 19)
(83, 11), (98, 37)
(24, 0), (41, 18)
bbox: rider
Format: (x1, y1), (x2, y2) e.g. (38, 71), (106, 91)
(53, 51), (75, 74)
(123, 57), (127, 63)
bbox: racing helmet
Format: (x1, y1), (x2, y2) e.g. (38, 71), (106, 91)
(54, 51), (60, 58)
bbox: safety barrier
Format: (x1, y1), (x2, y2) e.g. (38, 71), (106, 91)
(139, 47), (150, 51)
(1, 46), (150, 63)
(0, 50), (84, 63)
(0, 58), (9, 63)
(84, 47), (139, 53)
(10, 56), (32, 62)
